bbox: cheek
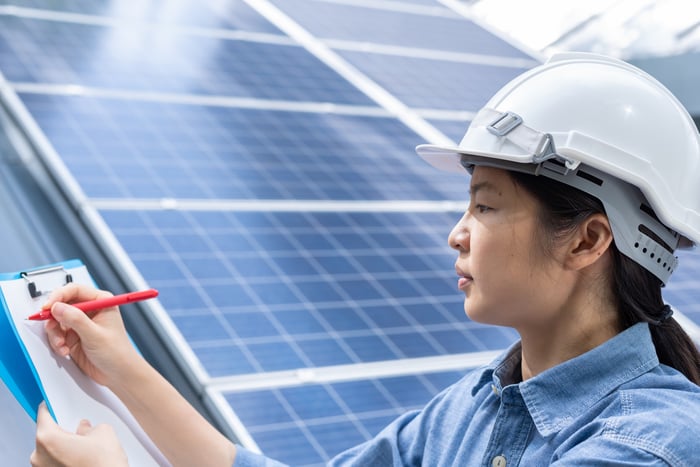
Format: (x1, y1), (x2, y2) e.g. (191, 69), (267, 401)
(473, 234), (520, 274)
(472, 237), (540, 300)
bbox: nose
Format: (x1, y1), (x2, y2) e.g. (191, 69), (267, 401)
(448, 212), (470, 251)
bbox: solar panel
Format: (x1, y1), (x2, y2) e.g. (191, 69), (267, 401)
(335, 51), (533, 110)
(666, 250), (700, 331)
(1, 1), (697, 466)
(0, 15), (374, 104)
(268, 0), (533, 58)
(18, 94), (467, 200)
(223, 370), (466, 465)
(0, 0), (280, 31)
(98, 208), (519, 377)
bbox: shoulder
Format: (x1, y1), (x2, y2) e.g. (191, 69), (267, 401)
(562, 366), (700, 465)
(614, 363), (700, 425)
(614, 367), (700, 461)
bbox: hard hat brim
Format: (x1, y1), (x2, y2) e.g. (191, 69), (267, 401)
(415, 143), (540, 175)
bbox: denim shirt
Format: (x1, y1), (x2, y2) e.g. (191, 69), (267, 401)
(235, 323), (700, 466)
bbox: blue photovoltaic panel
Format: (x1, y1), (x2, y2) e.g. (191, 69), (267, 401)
(224, 370), (466, 465)
(4, 2), (698, 466)
(337, 51), (531, 110)
(19, 93), (467, 201)
(427, 119), (471, 142)
(269, 0), (533, 59)
(665, 250), (700, 325)
(0, 0), (282, 33)
(0, 16), (373, 105)
(100, 209), (519, 377)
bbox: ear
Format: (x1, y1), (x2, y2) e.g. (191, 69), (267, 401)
(563, 213), (614, 271)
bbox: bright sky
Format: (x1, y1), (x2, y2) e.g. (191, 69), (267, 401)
(469, 0), (700, 59)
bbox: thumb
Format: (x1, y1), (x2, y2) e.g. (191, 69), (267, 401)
(35, 401), (67, 444)
(36, 401), (57, 428)
(75, 419), (93, 436)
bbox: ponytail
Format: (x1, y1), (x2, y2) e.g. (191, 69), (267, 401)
(509, 171), (700, 384)
(611, 251), (700, 384)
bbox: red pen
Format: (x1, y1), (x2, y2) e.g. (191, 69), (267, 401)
(26, 289), (159, 321)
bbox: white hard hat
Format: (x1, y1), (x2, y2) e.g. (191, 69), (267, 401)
(416, 52), (700, 284)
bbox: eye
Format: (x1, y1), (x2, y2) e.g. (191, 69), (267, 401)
(475, 204), (492, 213)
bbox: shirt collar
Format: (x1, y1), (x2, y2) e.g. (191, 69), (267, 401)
(471, 323), (659, 436)
(470, 340), (521, 397)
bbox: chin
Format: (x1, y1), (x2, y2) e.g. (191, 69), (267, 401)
(464, 302), (508, 327)
(464, 302), (487, 324)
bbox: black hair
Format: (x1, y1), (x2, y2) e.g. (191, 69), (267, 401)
(509, 170), (700, 384)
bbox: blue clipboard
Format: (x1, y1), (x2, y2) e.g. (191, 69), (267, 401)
(0, 258), (84, 420)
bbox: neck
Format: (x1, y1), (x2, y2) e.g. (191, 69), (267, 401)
(518, 299), (619, 381)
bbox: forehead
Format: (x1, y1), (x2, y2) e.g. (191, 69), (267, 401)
(469, 166), (514, 192)
(469, 166), (541, 213)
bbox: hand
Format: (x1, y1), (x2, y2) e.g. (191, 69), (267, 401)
(42, 283), (142, 388)
(31, 402), (128, 467)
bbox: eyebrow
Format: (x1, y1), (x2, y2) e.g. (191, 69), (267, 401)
(469, 181), (500, 198)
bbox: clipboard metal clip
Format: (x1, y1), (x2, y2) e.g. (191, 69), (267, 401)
(20, 265), (73, 299)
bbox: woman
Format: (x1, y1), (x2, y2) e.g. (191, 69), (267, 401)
(33, 53), (700, 466)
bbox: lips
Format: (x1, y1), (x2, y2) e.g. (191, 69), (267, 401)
(455, 265), (473, 291)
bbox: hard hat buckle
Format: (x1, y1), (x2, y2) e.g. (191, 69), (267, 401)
(487, 111), (523, 137)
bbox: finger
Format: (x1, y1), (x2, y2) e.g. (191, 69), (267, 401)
(63, 329), (80, 353)
(50, 302), (99, 343)
(44, 312), (75, 358)
(75, 419), (92, 436)
(44, 319), (66, 351)
(42, 283), (112, 310)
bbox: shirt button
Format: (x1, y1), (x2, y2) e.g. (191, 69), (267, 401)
(492, 455), (507, 467)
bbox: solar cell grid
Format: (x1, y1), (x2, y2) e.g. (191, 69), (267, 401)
(20, 93), (468, 200)
(0, 17), (373, 103)
(336, 50), (532, 111)
(223, 370), (466, 465)
(0, 0), (281, 32)
(666, 250), (700, 329)
(100, 208), (519, 377)
(269, 0), (532, 58)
